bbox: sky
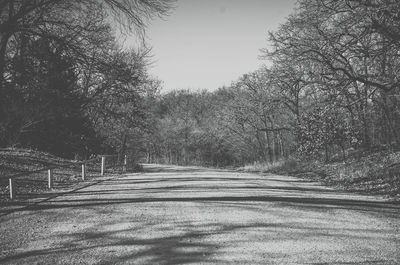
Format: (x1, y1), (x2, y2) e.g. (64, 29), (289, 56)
(133, 0), (297, 92)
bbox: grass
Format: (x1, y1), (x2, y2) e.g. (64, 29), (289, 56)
(0, 148), (125, 202)
(240, 150), (400, 201)
(240, 161), (288, 172)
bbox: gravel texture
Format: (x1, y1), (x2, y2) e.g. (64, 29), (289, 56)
(0, 164), (399, 264)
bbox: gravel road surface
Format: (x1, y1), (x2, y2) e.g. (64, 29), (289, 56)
(0, 164), (399, 264)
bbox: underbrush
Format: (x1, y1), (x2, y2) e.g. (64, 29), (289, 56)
(241, 150), (400, 200)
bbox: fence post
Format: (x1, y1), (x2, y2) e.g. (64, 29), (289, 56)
(123, 155), (127, 172)
(82, 163), (86, 181)
(9, 178), (15, 200)
(48, 169), (53, 189)
(101, 156), (105, 176)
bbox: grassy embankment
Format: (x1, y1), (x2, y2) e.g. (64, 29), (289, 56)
(241, 149), (400, 201)
(0, 148), (122, 202)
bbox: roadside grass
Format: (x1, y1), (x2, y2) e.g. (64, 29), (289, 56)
(0, 148), (123, 202)
(240, 150), (400, 200)
(241, 160), (288, 172)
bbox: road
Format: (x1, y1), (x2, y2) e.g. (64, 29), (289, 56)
(0, 164), (399, 264)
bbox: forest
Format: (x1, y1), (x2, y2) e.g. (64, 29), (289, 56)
(1, 0), (400, 172)
(146, 0), (400, 169)
(0, 0), (170, 159)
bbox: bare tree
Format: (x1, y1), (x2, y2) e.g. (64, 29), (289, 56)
(0, 0), (174, 87)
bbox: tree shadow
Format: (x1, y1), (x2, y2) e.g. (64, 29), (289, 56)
(1, 194), (398, 216)
(1, 165), (399, 216)
(0, 165), (399, 264)
(0, 218), (396, 264)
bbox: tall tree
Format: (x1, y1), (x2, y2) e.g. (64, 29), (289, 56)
(0, 0), (174, 157)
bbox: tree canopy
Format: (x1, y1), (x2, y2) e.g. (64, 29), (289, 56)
(2, 0), (399, 166)
(0, 0), (174, 158)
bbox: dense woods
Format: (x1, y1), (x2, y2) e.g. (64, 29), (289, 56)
(1, 0), (400, 168)
(0, 0), (172, 159)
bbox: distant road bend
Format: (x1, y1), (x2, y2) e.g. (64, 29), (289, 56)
(0, 164), (399, 264)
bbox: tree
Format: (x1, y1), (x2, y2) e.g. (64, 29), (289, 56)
(0, 0), (174, 157)
(263, 0), (400, 150)
(297, 105), (357, 162)
(87, 48), (158, 160)
(0, 0), (174, 86)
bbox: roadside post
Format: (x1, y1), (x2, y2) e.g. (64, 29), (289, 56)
(101, 156), (105, 176)
(123, 155), (127, 172)
(48, 169), (53, 189)
(82, 163), (86, 180)
(9, 178), (15, 199)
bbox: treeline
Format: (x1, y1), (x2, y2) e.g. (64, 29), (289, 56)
(2, 0), (399, 166)
(146, 0), (400, 166)
(0, 0), (172, 159)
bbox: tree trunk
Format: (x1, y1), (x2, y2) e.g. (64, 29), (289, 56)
(269, 118), (276, 163)
(271, 131), (276, 163)
(278, 132), (284, 159)
(119, 132), (128, 163)
(265, 131), (273, 163)
(380, 92), (399, 146)
(256, 130), (267, 162)
(0, 32), (11, 91)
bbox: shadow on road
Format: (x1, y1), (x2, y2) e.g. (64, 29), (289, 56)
(1, 164), (399, 216)
(1, 193), (399, 216)
(0, 165), (399, 264)
(0, 216), (395, 264)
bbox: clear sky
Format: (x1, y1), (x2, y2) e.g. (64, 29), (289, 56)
(137, 0), (297, 91)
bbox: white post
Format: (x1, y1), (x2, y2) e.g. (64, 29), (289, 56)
(101, 156), (105, 176)
(123, 155), (127, 172)
(9, 178), (15, 200)
(82, 164), (86, 181)
(48, 169), (53, 189)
